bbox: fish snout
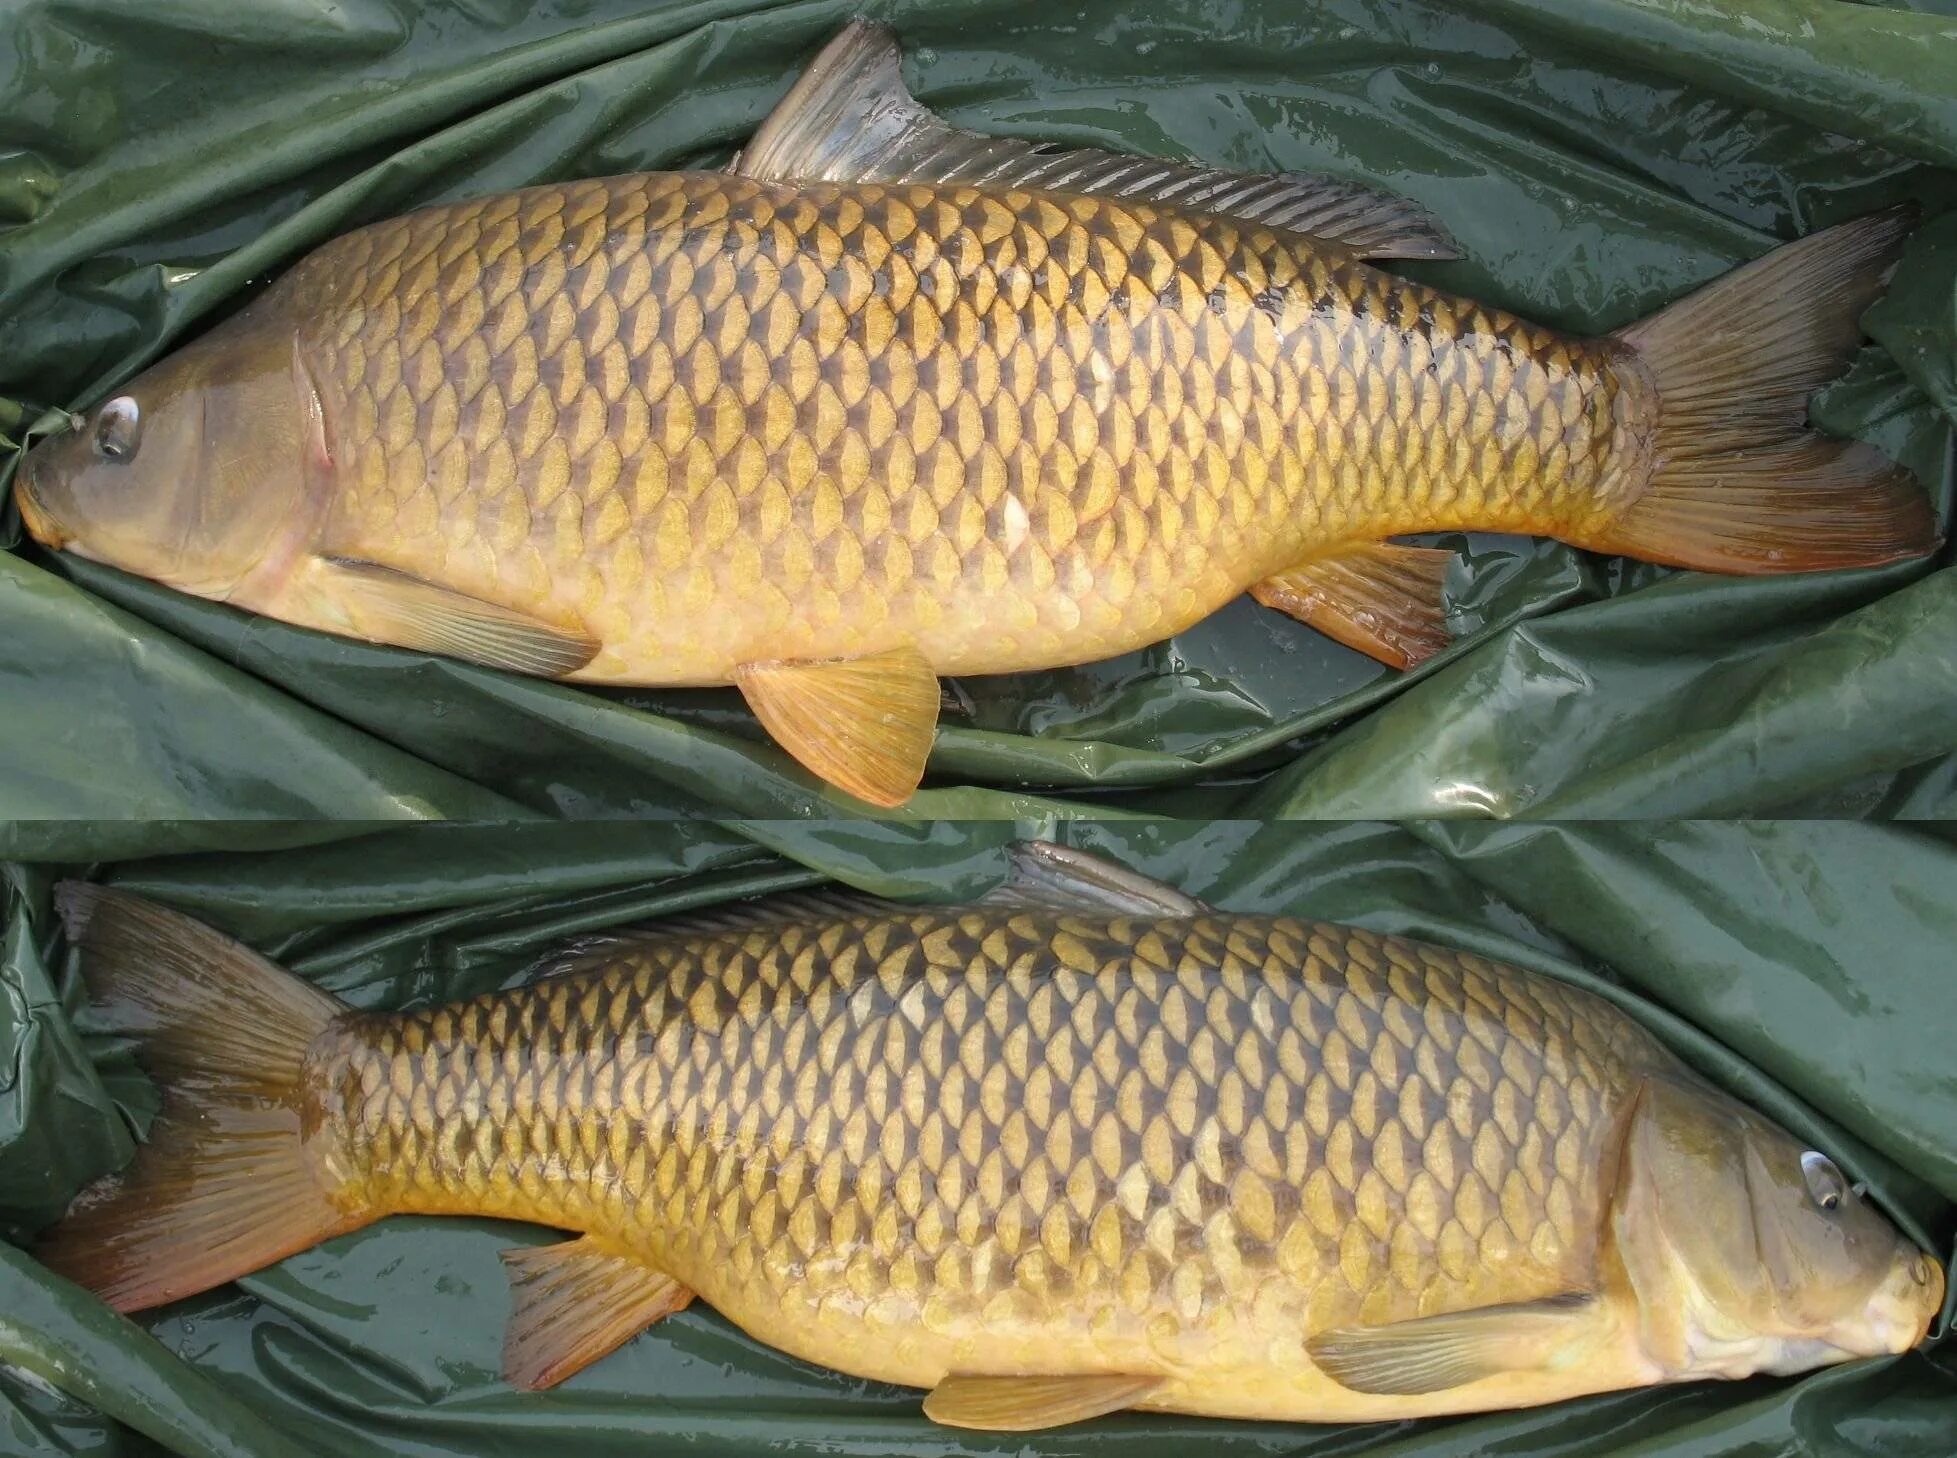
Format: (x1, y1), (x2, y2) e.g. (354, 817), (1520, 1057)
(1907, 1251), (1946, 1346)
(12, 456), (67, 549)
(1863, 1249), (1945, 1355)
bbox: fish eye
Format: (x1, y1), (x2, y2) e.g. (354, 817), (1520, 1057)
(1801, 1151), (1848, 1212)
(93, 397), (141, 461)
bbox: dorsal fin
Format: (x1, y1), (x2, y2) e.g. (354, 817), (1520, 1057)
(528, 840), (1208, 981)
(734, 20), (1459, 261)
(979, 841), (1210, 917)
(529, 885), (904, 980)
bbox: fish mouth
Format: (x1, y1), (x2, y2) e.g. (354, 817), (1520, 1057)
(1909, 1253), (1945, 1347)
(1856, 1250), (1946, 1357)
(12, 465), (67, 549)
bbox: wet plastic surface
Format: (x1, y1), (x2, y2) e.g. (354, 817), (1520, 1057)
(2, 0), (1954, 817)
(1, 821), (1955, 1455)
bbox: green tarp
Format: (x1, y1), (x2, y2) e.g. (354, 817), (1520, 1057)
(2, 0), (1955, 818)
(4, 0), (1957, 1454)
(1, 820), (1954, 1455)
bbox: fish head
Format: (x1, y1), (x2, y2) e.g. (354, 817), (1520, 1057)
(1737, 1115), (1943, 1364)
(14, 310), (317, 601)
(1615, 1075), (1942, 1380)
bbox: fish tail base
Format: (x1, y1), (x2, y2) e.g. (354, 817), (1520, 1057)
(1587, 208), (1940, 573)
(34, 884), (361, 1311)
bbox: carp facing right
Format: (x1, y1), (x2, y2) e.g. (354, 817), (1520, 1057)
(13, 23), (1942, 804)
(37, 844), (1943, 1430)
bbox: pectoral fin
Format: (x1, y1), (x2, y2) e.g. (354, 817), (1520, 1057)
(735, 646), (940, 806)
(923, 1372), (1163, 1431)
(311, 556), (600, 676)
(501, 1236), (694, 1390)
(738, 21), (1458, 261)
(1307, 1292), (1600, 1396)
(1251, 542), (1457, 669)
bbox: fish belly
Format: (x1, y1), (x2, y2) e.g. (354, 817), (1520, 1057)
(316, 909), (1663, 1419)
(296, 174), (1636, 684)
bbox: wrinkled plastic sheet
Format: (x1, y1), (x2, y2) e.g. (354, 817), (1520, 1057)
(1, 0), (1954, 818)
(0, 820), (1954, 1456)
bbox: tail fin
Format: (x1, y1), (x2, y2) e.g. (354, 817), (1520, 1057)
(1587, 209), (1941, 573)
(35, 884), (359, 1312)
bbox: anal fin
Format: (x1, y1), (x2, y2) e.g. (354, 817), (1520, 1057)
(1251, 542), (1456, 669)
(923, 1372), (1163, 1431)
(501, 1236), (693, 1390)
(1307, 1292), (1601, 1396)
(735, 646), (939, 807)
(311, 556), (600, 677)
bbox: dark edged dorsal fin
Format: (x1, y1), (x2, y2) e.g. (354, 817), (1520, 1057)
(529, 886), (902, 980)
(532, 841), (1207, 979)
(734, 20), (1459, 261)
(979, 841), (1211, 917)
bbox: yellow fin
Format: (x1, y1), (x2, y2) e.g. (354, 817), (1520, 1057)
(1251, 542), (1456, 670)
(312, 556), (600, 677)
(1590, 210), (1938, 574)
(32, 885), (357, 1313)
(500, 1236), (693, 1390)
(922, 1372), (1163, 1431)
(735, 647), (939, 807)
(1307, 1292), (1599, 1396)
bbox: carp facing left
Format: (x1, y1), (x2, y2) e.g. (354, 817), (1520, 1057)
(12, 23), (1943, 804)
(36, 844), (1944, 1430)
